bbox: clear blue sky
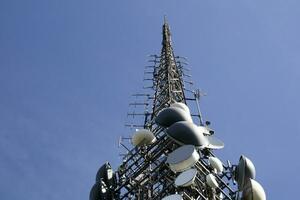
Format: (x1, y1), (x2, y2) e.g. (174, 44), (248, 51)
(0, 0), (299, 199)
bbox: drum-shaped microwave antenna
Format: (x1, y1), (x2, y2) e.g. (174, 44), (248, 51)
(206, 173), (219, 189)
(167, 145), (200, 172)
(175, 168), (198, 187)
(155, 107), (192, 127)
(242, 179), (266, 200)
(132, 129), (156, 146)
(208, 157), (224, 174)
(235, 155), (256, 190)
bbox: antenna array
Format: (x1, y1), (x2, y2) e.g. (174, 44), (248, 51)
(90, 20), (266, 200)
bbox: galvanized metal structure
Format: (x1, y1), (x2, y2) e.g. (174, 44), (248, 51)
(90, 19), (266, 200)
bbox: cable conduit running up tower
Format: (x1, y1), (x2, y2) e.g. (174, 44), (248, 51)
(90, 18), (266, 200)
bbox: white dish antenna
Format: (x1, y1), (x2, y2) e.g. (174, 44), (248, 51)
(242, 178), (266, 200)
(208, 157), (223, 174)
(132, 129), (156, 146)
(206, 173), (219, 188)
(175, 168), (198, 187)
(167, 145), (200, 172)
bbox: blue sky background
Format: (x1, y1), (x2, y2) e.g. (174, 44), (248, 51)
(0, 0), (299, 199)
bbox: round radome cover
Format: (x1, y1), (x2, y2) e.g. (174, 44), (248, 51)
(244, 156), (256, 179)
(132, 129), (156, 146)
(208, 157), (224, 174)
(162, 194), (183, 200)
(167, 145), (200, 172)
(236, 155), (256, 190)
(167, 121), (209, 147)
(206, 173), (219, 189)
(175, 168), (198, 187)
(155, 107), (192, 127)
(170, 102), (190, 114)
(242, 179), (266, 200)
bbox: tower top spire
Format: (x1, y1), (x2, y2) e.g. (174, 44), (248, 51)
(163, 15), (167, 24)
(162, 16), (171, 46)
(149, 19), (186, 121)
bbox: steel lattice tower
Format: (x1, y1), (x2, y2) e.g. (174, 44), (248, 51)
(90, 19), (266, 200)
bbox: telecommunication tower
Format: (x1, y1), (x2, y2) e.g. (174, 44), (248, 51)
(90, 19), (266, 200)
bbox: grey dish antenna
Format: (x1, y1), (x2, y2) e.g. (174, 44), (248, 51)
(242, 178), (266, 200)
(167, 121), (224, 149)
(155, 107), (192, 127)
(167, 121), (209, 147)
(235, 155), (256, 190)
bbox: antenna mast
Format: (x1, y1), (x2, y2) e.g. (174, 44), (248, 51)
(90, 19), (266, 200)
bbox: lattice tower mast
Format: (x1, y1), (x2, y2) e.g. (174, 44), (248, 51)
(113, 19), (197, 199)
(151, 18), (186, 121)
(89, 19), (266, 200)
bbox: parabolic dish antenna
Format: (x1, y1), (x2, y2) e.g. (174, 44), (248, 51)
(132, 129), (156, 146)
(175, 168), (198, 187)
(206, 173), (219, 189)
(208, 156), (224, 174)
(206, 136), (224, 149)
(235, 155), (256, 190)
(155, 107), (192, 127)
(167, 121), (209, 148)
(167, 121), (224, 149)
(242, 178), (266, 200)
(162, 194), (183, 200)
(167, 145), (200, 172)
